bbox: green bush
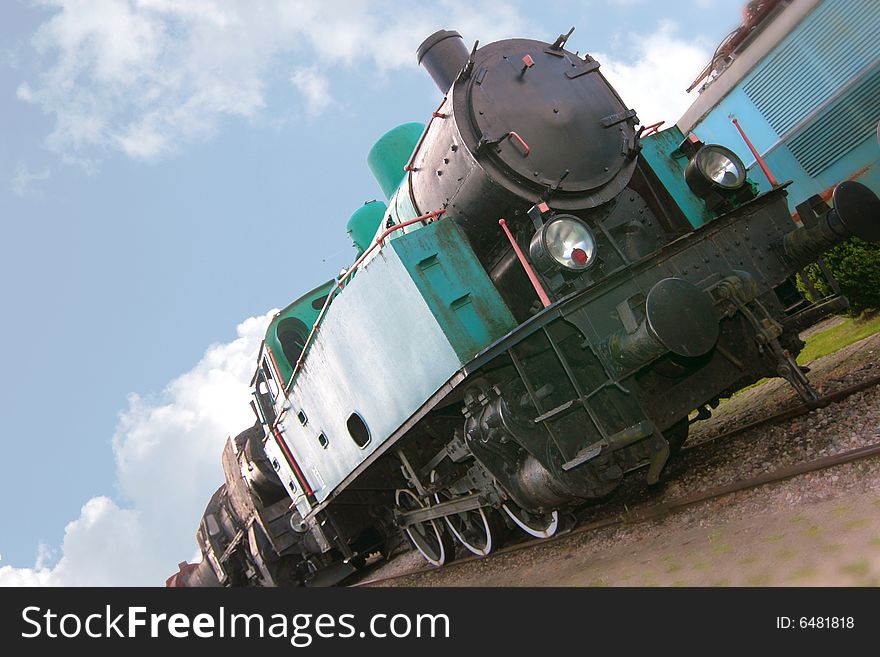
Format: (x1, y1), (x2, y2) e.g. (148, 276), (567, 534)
(801, 237), (880, 315)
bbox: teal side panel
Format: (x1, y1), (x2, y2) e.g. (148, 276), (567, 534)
(392, 220), (517, 362)
(639, 126), (712, 228)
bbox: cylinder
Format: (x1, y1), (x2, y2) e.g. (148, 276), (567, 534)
(417, 29), (469, 93)
(607, 320), (668, 372)
(782, 181), (880, 267)
(367, 122), (425, 199)
(511, 453), (571, 509)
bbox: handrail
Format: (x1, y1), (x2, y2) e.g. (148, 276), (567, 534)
(499, 218), (551, 308)
(404, 97), (448, 172)
(731, 116), (778, 188)
(639, 120), (665, 137)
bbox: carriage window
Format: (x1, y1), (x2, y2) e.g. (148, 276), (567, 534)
(254, 370), (277, 426)
(205, 513), (221, 536)
(262, 357), (279, 399)
(277, 318), (308, 370)
(346, 412), (370, 448)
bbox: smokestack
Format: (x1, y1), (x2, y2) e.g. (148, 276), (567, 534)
(417, 29), (469, 93)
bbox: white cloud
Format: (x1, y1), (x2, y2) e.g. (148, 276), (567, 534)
(18, 3), (706, 164)
(595, 20), (711, 126)
(0, 311), (273, 586)
(290, 67), (334, 117)
(10, 161), (51, 196)
(19, 0), (527, 163)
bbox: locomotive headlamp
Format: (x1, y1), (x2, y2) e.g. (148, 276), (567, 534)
(685, 144), (746, 198)
(529, 215), (597, 275)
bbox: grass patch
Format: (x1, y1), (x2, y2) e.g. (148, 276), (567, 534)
(797, 314), (880, 365)
(732, 377), (768, 397)
(791, 565), (818, 580)
(839, 560), (870, 577)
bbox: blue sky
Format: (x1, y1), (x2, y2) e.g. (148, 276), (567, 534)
(0, 0), (743, 585)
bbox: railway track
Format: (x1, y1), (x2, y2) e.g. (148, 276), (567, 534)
(351, 372), (880, 587)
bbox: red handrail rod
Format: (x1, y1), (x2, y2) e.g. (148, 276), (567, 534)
(404, 97), (448, 172)
(499, 218), (551, 308)
(731, 116), (778, 188)
(640, 120), (665, 137)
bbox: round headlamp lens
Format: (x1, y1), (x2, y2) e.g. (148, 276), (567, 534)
(696, 145), (745, 189)
(543, 218), (596, 271)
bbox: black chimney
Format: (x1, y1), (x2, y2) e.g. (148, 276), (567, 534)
(417, 29), (469, 93)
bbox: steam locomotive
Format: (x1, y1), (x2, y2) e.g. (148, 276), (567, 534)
(167, 28), (880, 587)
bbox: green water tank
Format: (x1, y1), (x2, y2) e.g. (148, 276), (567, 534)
(367, 122), (425, 199)
(347, 200), (387, 255)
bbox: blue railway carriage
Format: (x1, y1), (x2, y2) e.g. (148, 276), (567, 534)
(170, 23), (880, 587)
(678, 0), (880, 209)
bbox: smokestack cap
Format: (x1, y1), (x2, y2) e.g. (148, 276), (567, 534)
(417, 29), (469, 92)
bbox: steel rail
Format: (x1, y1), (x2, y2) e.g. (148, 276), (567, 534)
(682, 370), (880, 452)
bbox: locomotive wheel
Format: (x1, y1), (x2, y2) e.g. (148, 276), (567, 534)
(431, 472), (506, 557)
(502, 503), (559, 539)
(395, 488), (455, 567)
